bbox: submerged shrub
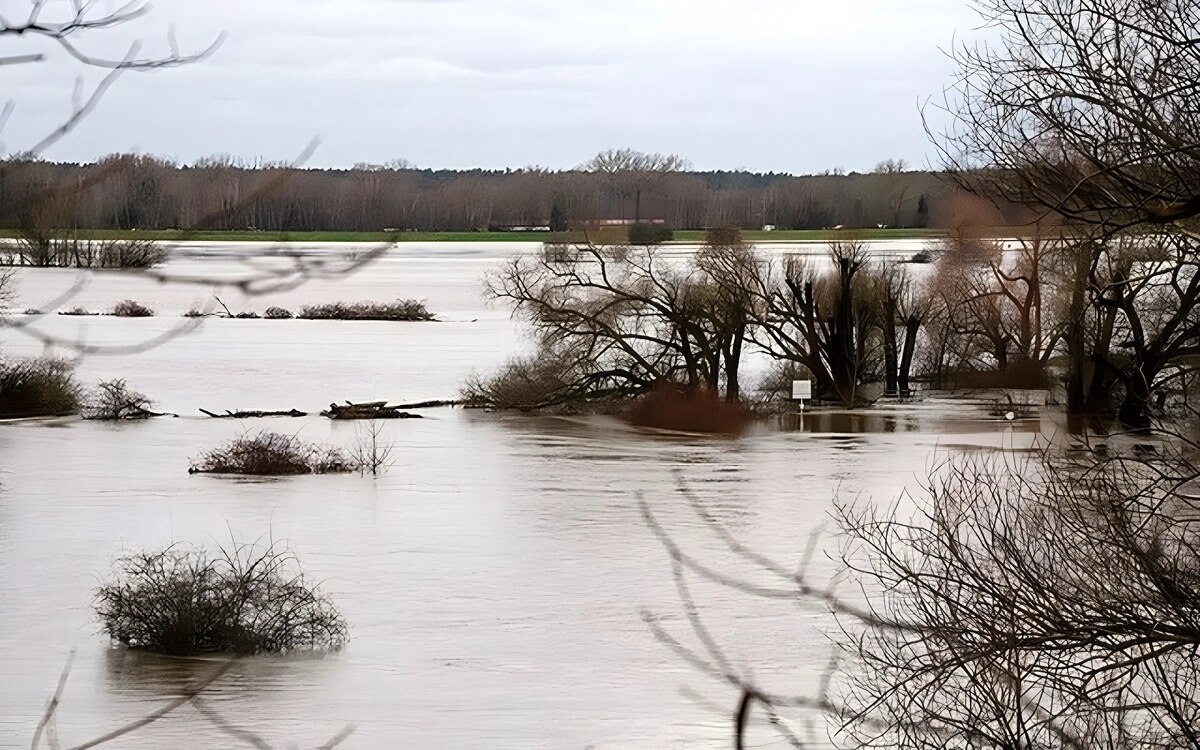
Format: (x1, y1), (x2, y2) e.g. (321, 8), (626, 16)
(96, 239), (166, 269)
(95, 541), (348, 655)
(463, 353), (575, 411)
(626, 383), (752, 434)
(82, 378), (154, 420)
(112, 300), (155, 317)
(0, 357), (81, 418)
(4, 236), (165, 269)
(190, 430), (352, 475)
(264, 306), (293, 319)
(297, 300), (434, 321)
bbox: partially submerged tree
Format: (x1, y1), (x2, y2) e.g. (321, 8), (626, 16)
(752, 238), (882, 404)
(934, 0), (1200, 424)
(871, 263), (929, 396)
(82, 378), (157, 420)
(483, 238), (753, 409)
(930, 227), (1064, 384)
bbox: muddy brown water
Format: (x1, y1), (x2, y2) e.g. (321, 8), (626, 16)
(0, 242), (1045, 748)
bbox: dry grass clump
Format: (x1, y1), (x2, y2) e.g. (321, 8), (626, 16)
(264, 306), (293, 319)
(112, 299), (155, 317)
(190, 430), (352, 475)
(297, 299), (434, 321)
(82, 378), (154, 420)
(95, 541), (348, 656)
(0, 357), (81, 418)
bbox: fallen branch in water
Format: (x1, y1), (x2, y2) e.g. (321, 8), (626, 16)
(390, 398), (463, 409)
(199, 408), (307, 418)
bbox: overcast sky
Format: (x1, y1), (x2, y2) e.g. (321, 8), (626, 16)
(2, 0), (981, 173)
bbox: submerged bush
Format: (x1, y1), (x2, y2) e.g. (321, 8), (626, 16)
(626, 383), (753, 434)
(264, 306), (293, 319)
(297, 300), (434, 321)
(190, 431), (352, 475)
(82, 378), (154, 420)
(95, 541), (348, 655)
(463, 353), (576, 411)
(0, 357), (81, 418)
(112, 300), (155, 317)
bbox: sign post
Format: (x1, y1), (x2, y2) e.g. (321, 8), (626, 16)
(791, 379), (812, 412)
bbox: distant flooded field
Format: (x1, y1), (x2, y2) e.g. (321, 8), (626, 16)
(0, 242), (1043, 748)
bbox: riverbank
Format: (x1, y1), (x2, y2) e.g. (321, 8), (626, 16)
(0, 227), (946, 244)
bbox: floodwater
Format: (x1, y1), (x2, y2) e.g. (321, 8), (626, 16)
(0, 242), (1042, 749)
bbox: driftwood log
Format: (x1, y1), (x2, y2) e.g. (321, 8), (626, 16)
(200, 408), (308, 418)
(391, 399), (463, 409)
(321, 401), (423, 420)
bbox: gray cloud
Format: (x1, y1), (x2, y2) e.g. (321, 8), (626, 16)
(1, 0), (979, 172)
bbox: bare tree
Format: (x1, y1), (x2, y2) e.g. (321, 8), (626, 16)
(871, 263), (929, 396)
(837, 444), (1200, 749)
(580, 148), (692, 175)
(933, 0), (1200, 232)
(646, 441), (1200, 749)
(872, 159), (908, 175)
(480, 239), (755, 409)
(350, 420), (396, 476)
(579, 148), (692, 222)
(750, 238), (882, 404)
(931, 0), (1200, 423)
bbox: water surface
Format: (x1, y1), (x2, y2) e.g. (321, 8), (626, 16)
(0, 242), (1038, 748)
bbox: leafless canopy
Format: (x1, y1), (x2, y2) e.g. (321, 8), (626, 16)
(646, 444), (1200, 749)
(934, 0), (1200, 233)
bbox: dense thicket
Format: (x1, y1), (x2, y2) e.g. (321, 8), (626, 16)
(0, 156), (978, 233)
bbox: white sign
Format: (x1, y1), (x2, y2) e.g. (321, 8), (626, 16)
(791, 379), (812, 401)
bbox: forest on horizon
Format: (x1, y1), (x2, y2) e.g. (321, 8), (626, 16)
(0, 154), (1005, 235)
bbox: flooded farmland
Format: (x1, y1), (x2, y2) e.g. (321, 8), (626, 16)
(0, 242), (1041, 749)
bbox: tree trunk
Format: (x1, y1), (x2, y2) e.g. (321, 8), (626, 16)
(882, 303), (899, 396)
(724, 331), (744, 403)
(899, 316), (921, 395)
(1118, 366), (1154, 428)
(1065, 247), (1090, 412)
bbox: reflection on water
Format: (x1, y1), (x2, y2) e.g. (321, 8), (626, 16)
(779, 408), (1047, 435)
(0, 243), (1051, 749)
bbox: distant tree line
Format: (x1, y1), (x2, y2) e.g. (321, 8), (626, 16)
(0, 152), (982, 233)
